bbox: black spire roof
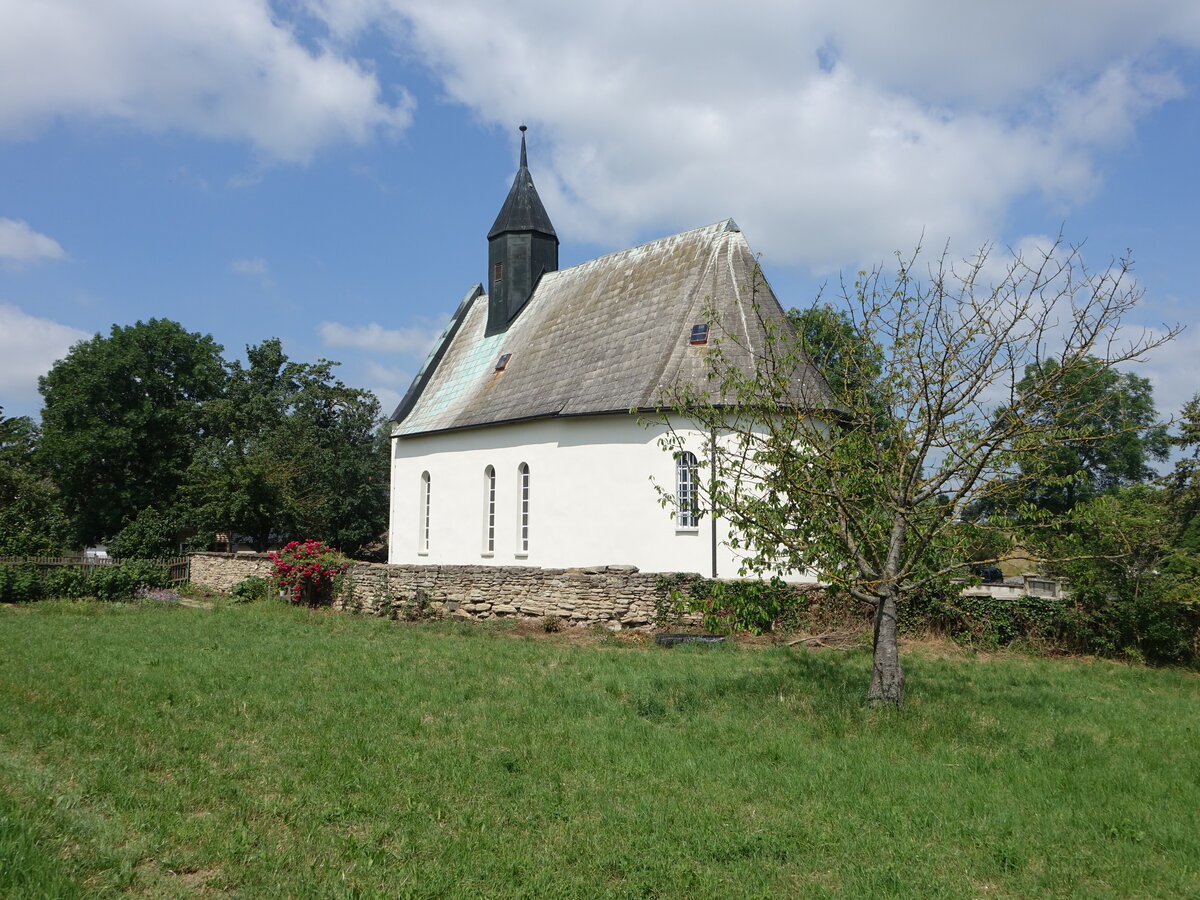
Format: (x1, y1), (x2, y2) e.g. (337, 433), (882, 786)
(487, 126), (557, 240)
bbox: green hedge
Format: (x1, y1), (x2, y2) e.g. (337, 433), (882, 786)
(654, 574), (866, 635)
(654, 573), (1199, 667)
(907, 590), (1200, 666)
(0, 561), (172, 603)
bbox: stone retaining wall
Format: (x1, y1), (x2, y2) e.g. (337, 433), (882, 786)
(189, 553), (698, 629)
(338, 563), (679, 629)
(188, 553), (838, 632)
(190, 552), (275, 593)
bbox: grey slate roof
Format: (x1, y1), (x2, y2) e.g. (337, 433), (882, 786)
(393, 219), (830, 436)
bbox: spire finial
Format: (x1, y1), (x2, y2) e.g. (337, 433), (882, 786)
(519, 124), (528, 168)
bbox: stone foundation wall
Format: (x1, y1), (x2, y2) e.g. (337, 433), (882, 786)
(337, 563), (677, 629)
(187, 554), (837, 632)
(190, 552), (275, 593)
(188, 553), (697, 629)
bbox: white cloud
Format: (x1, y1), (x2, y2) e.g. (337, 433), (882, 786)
(0, 304), (91, 411)
(371, 386), (402, 416)
(1134, 325), (1200, 423)
(363, 360), (413, 386)
(302, 0), (1199, 269)
(6, 1), (1194, 275)
(0, 0), (413, 162)
(318, 323), (431, 416)
(229, 257), (268, 277)
(230, 256), (273, 289)
(317, 319), (443, 355)
(6, 2), (1193, 257)
(0, 218), (66, 263)
(359, 362), (410, 416)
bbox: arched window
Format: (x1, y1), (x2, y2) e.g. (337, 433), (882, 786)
(676, 452), (699, 528)
(483, 465), (496, 555)
(418, 471), (431, 553)
(517, 462), (530, 554)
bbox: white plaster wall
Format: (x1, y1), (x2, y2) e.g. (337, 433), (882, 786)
(388, 415), (815, 581)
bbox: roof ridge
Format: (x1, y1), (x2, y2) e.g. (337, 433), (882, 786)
(542, 219), (738, 279)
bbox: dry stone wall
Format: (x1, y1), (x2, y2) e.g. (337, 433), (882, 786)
(188, 554), (841, 632)
(190, 552), (275, 593)
(338, 563), (676, 629)
(189, 553), (694, 629)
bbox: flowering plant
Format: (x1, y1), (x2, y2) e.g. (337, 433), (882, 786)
(135, 585), (181, 604)
(268, 539), (350, 606)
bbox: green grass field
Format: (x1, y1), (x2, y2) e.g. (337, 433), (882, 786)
(0, 600), (1197, 898)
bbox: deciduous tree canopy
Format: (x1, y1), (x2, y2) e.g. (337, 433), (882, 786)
(183, 340), (387, 555)
(0, 408), (70, 556)
(988, 358), (1168, 515)
(31, 322), (388, 557)
(37, 320), (226, 547)
(658, 239), (1177, 706)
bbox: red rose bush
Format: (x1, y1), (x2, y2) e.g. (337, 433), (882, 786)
(268, 539), (350, 606)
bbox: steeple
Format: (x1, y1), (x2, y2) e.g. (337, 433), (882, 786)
(486, 125), (559, 336)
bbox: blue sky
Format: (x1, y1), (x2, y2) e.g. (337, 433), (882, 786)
(2, 0), (1199, 424)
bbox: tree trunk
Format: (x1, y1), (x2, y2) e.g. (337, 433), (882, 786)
(867, 588), (904, 707)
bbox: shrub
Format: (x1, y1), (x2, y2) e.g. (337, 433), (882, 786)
(1054, 594), (1198, 665)
(0, 560), (173, 603)
(0, 565), (43, 603)
(231, 575), (270, 603)
(41, 566), (88, 599)
(120, 560), (171, 590)
(908, 592), (1066, 648)
(901, 586), (1199, 666)
(268, 539), (349, 606)
(86, 566), (137, 601)
(655, 574), (799, 635)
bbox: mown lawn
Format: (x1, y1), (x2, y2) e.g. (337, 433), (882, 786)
(0, 600), (1197, 899)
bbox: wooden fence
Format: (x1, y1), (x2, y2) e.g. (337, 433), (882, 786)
(0, 556), (190, 584)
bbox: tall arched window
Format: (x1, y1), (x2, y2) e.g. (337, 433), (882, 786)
(517, 462), (530, 554)
(418, 471), (431, 553)
(676, 452), (699, 528)
(483, 465), (496, 555)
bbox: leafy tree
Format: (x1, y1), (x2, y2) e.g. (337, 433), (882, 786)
(1041, 486), (1197, 663)
(1165, 393), (1200, 561)
(108, 506), (198, 558)
(995, 358), (1168, 515)
(657, 240), (1176, 706)
(787, 303), (883, 406)
(184, 340), (387, 554)
(0, 408), (70, 555)
(37, 320), (226, 546)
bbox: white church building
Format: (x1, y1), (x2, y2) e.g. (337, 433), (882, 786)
(388, 129), (827, 578)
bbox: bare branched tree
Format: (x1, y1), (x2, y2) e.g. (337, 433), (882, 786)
(656, 237), (1179, 707)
